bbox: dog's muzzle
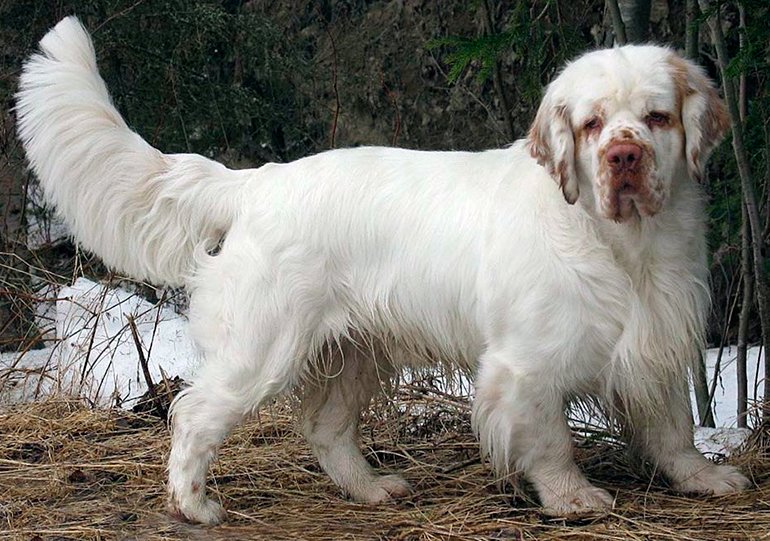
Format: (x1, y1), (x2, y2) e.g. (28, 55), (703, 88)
(600, 140), (662, 222)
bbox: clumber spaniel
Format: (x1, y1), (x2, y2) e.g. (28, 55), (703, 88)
(17, 17), (750, 525)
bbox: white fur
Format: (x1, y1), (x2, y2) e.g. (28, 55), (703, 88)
(16, 17), (750, 525)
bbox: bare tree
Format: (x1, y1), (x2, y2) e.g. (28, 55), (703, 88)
(735, 3), (751, 428)
(617, 0), (651, 42)
(0, 112), (28, 352)
(699, 0), (770, 419)
(606, 0), (628, 45)
(685, 0), (699, 59)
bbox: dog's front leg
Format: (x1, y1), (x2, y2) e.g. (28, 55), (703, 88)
(473, 356), (614, 516)
(621, 382), (751, 496)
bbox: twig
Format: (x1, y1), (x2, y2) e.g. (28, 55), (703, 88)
(92, 0), (148, 33)
(127, 314), (167, 420)
(79, 281), (111, 389)
(327, 29), (340, 149)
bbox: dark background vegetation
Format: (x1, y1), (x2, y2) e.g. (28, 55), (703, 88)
(0, 1), (768, 425)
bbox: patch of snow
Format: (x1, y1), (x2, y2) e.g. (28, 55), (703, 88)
(693, 346), (766, 427)
(0, 278), (198, 408)
(694, 426), (751, 458)
(0, 348), (58, 406)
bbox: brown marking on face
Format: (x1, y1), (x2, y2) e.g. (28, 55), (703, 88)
(574, 104), (606, 167)
(667, 54), (730, 176)
(575, 104), (605, 142)
(191, 482), (200, 494)
(669, 112), (685, 139)
(667, 55), (696, 158)
(527, 119), (550, 167)
(597, 137), (662, 221)
(668, 55), (696, 105)
(669, 53), (730, 143)
(703, 87), (730, 142)
(555, 160), (569, 192)
(573, 126), (581, 157)
(690, 148), (701, 181)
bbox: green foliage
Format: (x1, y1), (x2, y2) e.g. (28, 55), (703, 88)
(428, 33), (514, 84)
(1, 0), (323, 164)
(427, 2), (586, 122)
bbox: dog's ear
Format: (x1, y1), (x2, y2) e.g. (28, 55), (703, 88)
(669, 55), (730, 182)
(527, 96), (579, 204)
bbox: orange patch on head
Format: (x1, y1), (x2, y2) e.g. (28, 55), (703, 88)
(528, 122), (550, 166)
(704, 87), (730, 141)
(667, 54), (730, 157)
(666, 56), (693, 142)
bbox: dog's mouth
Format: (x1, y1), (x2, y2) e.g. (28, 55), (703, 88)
(598, 141), (663, 223)
(609, 180), (641, 222)
(605, 180), (664, 222)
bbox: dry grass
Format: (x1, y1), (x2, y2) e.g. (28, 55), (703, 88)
(1, 388), (769, 541)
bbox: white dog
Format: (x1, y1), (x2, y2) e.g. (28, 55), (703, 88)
(17, 17), (750, 524)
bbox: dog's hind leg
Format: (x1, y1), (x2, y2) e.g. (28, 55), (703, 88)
(166, 256), (318, 524)
(167, 341), (305, 524)
(166, 380), (242, 524)
(301, 340), (412, 503)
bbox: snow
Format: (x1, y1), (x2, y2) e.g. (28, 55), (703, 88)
(0, 279), (763, 456)
(697, 346), (766, 427)
(693, 426), (752, 459)
(0, 278), (198, 408)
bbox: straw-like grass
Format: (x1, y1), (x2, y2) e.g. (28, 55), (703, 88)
(1, 386), (768, 541)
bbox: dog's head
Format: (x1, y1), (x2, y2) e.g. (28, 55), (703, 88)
(527, 45), (729, 222)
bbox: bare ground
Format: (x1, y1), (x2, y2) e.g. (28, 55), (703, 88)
(1, 389), (768, 541)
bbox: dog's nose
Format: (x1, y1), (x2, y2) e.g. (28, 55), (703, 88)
(606, 143), (642, 172)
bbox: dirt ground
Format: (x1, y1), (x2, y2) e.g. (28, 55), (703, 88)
(1, 392), (768, 541)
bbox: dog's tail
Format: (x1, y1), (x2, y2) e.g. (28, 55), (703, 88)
(16, 16), (249, 286)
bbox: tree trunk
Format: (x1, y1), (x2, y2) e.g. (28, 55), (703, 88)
(0, 111), (28, 352)
(685, 0), (699, 59)
(735, 3), (751, 429)
(680, 2), (714, 426)
(694, 352), (715, 427)
(737, 206), (753, 428)
(618, 0), (652, 42)
(607, 0), (628, 45)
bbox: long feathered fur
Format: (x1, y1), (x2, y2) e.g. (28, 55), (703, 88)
(15, 16), (248, 287)
(17, 17), (749, 525)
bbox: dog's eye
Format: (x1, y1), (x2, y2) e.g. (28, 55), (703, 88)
(583, 117), (602, 132)
(645, 111), (670, 128)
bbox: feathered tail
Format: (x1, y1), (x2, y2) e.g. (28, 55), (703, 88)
(16, 16), (249, 286)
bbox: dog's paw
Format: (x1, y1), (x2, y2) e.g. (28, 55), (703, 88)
(350, 474), (412, 504)
(168, 496), (227, 525)
(673, 463), (751, 496)
(540, 486), (614, 517)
